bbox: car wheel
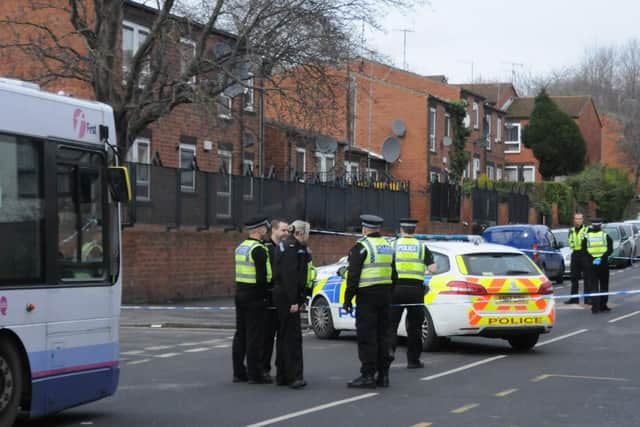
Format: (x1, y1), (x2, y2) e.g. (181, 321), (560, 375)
(507, 333), (539, 351)
(421, 307), (445, 352)
(0, 340), (23, 427)
(310, 297), (340, 339)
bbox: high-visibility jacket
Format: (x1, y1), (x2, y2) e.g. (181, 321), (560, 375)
(306, 262), (317, 289)
(586, 231), (607, 258)
(393, 236), (426, 281)
(358, 236), (393, 288)
(569, 225), (588, 251)
(235, 239), (272, 284)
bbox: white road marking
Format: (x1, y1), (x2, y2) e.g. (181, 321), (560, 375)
(200, 339), (228, 344)
(245, 393), (378, 427)
(421, 355), (507, 381)
(183, 347), (211, 353)
(609, 310), (640, 324)
(450, 403), (479, 414)
(144, 345), (174, 351)
(178, 342), (202, 347)
(121, 350), (145, 355)
(155, 352), (180, 358)
(127, 358), (151, 365)
(556, 305), (584, 310)
(535, 329), (588, 347)
(214, 344), (231, 348)
(532, 374), (628, 382)
(494, 388), (518, 397)
(150, 324), (163, 328)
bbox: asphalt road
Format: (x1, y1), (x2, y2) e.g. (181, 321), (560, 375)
(17, 264), (640, 427)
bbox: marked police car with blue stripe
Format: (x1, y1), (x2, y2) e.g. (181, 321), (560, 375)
(309, 235), (556, 351)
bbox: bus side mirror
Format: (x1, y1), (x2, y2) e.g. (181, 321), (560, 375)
(107, 166), (132, 202)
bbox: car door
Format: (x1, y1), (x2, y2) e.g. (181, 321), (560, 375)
(544, 230), (563, 277)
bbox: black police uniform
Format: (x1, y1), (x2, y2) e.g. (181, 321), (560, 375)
(261, 238), (279, 377)
(566, 224), (589, 304)
(582, 225), (613, 313)
(344, 215), (393, 388)
(273, 235), (309, 388)
(389, 232), (433, 368)
(232, 218), (271, 384)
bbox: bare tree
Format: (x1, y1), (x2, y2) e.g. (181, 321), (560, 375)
(0, 0), (415, 155)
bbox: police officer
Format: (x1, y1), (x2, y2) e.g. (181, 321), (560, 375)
(565, 213), (589, 305)
(232, 216), (273, 384)
(389, 218), (437, 369)
(343, 214), (394, 389)
(583, 218), (613, 314)
(273, 220), (311, 389)
(262, 218), (289, 381)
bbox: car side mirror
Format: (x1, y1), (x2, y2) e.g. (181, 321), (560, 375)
(337, 266), (347, 278)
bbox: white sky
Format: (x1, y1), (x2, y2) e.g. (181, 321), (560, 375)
(367, 0), (639, 84)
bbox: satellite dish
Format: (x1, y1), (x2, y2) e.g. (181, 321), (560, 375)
(391, 119), (407, 137)
(382, 136), (400, 163)
(315, 135), (337, 153)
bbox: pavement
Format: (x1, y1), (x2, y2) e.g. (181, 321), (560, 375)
(17, 264), (640, 427)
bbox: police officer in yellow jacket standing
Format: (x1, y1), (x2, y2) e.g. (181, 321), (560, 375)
(343, 215), (394, 388)
(389, 218), (437, 369)
(232, 216), (273, 384)
(583, 218), (613, 314)
(565, 213), (589, 304)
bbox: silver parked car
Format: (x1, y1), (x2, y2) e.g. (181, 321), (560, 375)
(551, 228), (572, 276)
(603, 223), (634, 268)
(315, 256), (348, 281)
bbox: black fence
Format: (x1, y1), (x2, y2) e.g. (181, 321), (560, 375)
(124, 163), (410, 232)
(508, 191), (529, 224)
(430, 182), (462, 222)
(472, 185), (499, 224)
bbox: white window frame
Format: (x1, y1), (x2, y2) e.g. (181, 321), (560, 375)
(218, 94), (232, 119)
(242, 159), (254, 200)
(295, 147), (306, 181)
(314, 152), (335, 182)
(243, 76), (255, 112)
(217, 150), (232, 218)
(473, 157), (480, 179)
(486, 165), (494, 180)
(463, 160), (471, 178)
(179, 143), (197, 192)
(366, 168), (379, 181)
(430, 171), (440, 183)
(485, 113), (492, 150)
(180, 38), (197, 84)
(496, 117), (502, 142)
(344, 161), (359, 183)
(127, 138), (151, 201)
(496, 167), (503, 181)
(523, 165), (536, 183)
(122, 20), (150, 85)
(505, 122), (521, 154)
(429, 107), (437, 152)
(472, 102), (479, 129)
(504, 165), (519, 182)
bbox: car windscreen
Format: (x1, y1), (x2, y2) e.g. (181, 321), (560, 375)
(483, 229), (532, 247)
(552, 230), (568, 246)
(461, 252), (540, 276)
(603, 226), (621, 241)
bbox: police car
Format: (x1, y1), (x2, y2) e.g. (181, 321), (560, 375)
(309, 236), (555, 351)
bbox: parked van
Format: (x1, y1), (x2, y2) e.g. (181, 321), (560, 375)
(482, 224), (565, 284)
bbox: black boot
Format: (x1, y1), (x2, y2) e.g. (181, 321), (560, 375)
(347, 374), (376, 389)
(376, 370), (389, 388)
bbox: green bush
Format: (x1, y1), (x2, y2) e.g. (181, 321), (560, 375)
(567, 165), (634, 221)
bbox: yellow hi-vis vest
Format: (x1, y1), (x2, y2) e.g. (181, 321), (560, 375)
(569, 225), (588, 251)
(393, 236), (426, 281)
(358, 236), (393, 288)
(306, 262), (317, 289)
(586, 231), (607, 258)
(235, 239), (272, 284)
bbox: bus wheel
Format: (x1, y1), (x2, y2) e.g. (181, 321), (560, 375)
(0, 340), (23, 426)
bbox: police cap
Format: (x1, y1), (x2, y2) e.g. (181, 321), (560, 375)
(360, 214), (384, 228)
(591, 218), (604, 226)
(244, 215), (270, 230)
(398, 217), (418, 228)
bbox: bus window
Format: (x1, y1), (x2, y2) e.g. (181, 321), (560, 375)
(0, 134), (44, 284)
(57, 149), (106, 280)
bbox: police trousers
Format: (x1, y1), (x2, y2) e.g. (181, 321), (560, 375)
(389, 284), (425, 364)
(355, 286), (393, 376)
(232, 288), (267, 380)
(587, 262), (610, 312)
(569, 252), (587, 302)
(262, 290), (279, 374)
(274, 292), (304, 384)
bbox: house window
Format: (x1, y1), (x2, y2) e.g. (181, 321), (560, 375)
(218, 94), (232, 119)
(242, 159), (253, 200)
(523, 165), (536, 183)
(429, 108), (437, 152)
(485, 113), (492, 150)
(444, 114), (451, 138)
(122, 21), (150, 84)
(179, 144), (196, 192)
(315, 153), (335, 182)
(496, 167), (503, 181)
(473, 158), (480, 179)
(126, 138), (151, 200)
(496, 117), (502, 142)
(504, 166), (518, 182)
(295, 148), (306, 180)
(505, 122), (521, 153)
(217, 150), (232, 218)
(486, 165), (494, 180)
(463, 160), (471, 178)
(472, 102), (479, 129)
(366, 168), (379, 181)
(180, 38), (196, 83)
(345, 161), (359, 183)
(243, 77), (255, 112)
(430, 171), (440, 183)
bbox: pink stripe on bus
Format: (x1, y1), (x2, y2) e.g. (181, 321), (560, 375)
(32, 360), (119, 379)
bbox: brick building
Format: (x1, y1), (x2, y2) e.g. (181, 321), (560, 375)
(601, 114), (640, 192)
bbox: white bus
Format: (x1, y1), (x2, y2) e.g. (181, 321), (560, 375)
(0, 78), (130, 424)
